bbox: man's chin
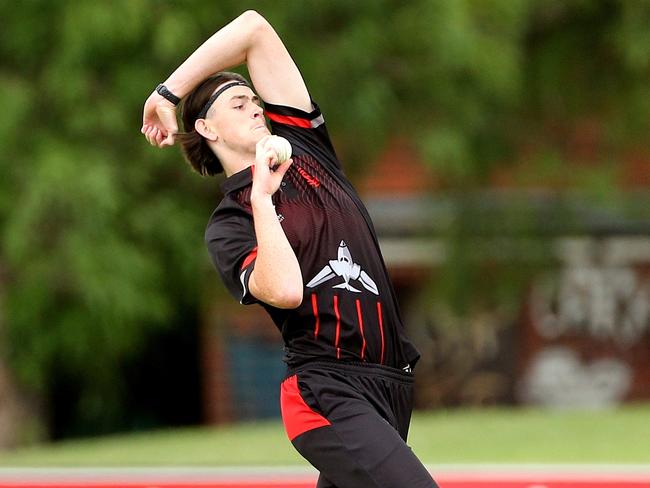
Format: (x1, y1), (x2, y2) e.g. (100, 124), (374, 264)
(253, 129), (271, 141)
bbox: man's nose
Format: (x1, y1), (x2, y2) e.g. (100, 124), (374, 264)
(251, 107), (264, 118)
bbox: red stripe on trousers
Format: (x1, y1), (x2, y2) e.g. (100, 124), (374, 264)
(265, 111), (312, 128)
(333, 295), (341, 359)
(356, 299), (366, 360)
(377, 301), (384, 364)
(311, 293), (320, 339)
(280, 375), (331, 441)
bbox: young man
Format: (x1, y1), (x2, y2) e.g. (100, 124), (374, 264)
(142, 10), (438, 488)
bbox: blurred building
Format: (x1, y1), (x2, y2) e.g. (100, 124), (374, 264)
(200, 137), (650, 423)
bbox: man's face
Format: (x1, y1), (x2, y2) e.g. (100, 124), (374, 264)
(206, 84), (270, 152)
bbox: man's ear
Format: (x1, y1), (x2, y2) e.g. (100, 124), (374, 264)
(195, 119), (218, 142)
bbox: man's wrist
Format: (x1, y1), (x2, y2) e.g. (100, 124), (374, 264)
(156, 84), (181, 106)
(250, 192), (274, 209)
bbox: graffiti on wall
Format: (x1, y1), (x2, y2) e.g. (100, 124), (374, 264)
(519, 346), (632, 408)
(520, 238), (650, 408)
(530, 266), (650, 347)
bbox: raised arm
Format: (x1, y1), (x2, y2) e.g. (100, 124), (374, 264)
(142, 10), (311, 146)
(143, 11), (307, 308)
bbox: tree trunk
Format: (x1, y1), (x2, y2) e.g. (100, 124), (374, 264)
(0, 270), (45, 449)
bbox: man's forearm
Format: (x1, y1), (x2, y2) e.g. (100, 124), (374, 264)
(162, 10), (264, 98)
(249, 195), (303, 309)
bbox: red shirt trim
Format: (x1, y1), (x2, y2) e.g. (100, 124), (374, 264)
(266, 111), (312, 128)
(356, 299), (367, 360)
(334, 295), (341, 359)
(377, 301), (385, 365)
(240, 246), (258, 270)
(311, 293), (320, 339)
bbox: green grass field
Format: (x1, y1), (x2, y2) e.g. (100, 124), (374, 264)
(1, 405), (648, 466)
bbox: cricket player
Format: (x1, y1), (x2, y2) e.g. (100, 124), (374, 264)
(142, 10), (438, 488)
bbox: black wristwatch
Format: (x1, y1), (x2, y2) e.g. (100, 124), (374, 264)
(155, 84), (181, 106)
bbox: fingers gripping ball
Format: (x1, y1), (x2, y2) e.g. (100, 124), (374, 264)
(264, 135), (292, 163)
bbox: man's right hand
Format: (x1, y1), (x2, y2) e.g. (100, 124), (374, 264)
(141, 91), (178, 147)
(251, 136), (293, 200)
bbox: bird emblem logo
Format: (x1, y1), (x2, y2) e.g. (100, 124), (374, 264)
(306, 241), (379, 295)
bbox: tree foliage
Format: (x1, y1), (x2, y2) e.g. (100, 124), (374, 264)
(1, 0), (649, 438)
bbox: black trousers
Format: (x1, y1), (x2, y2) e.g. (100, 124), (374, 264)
(280, 361), (438, 488)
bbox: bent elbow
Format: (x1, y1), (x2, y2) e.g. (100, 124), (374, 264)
(240, 10), (271, 34)
(273, 287), (303, 309)
(250, 278), (303, 309)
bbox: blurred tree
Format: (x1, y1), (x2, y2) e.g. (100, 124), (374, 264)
(0, 0), (649, 441)
(0, 0), (212, 440)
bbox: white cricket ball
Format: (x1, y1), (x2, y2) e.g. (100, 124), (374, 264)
(264, 135), (292, 163)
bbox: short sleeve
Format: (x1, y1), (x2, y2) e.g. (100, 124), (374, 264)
(205, 208), (258, 305)
(264, 100), (342, 171)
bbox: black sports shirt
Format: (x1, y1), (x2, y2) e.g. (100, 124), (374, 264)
(205, 100), (420, 370)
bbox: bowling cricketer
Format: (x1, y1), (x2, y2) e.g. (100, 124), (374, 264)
(141, 10), (438, 488)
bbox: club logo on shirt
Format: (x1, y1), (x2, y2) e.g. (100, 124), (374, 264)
(306, 240), (379, 295)
(296, 166), (320, 188)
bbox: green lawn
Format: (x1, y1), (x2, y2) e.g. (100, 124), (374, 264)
(1, 405), (648, 466)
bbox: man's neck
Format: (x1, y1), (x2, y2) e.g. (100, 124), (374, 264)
(215, 144), (255, 177)
(223, 159), (253, 178)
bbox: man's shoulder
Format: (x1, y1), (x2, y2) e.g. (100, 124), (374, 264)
(205, 195), (253, 242)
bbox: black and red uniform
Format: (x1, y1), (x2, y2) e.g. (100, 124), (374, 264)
(206, 101), (438, 488)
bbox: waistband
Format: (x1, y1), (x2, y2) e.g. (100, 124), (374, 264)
(286, 360), (414, 385)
